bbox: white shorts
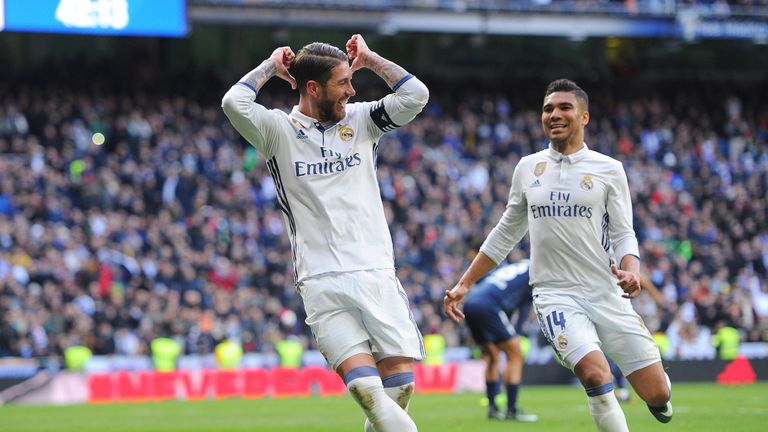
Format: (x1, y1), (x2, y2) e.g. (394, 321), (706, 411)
(532, 288), (661, 376)
(298, 269), (424, 370)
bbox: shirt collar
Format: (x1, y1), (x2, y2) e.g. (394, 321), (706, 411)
(289, 106), (339, 131)
(546, 142), (589, 163)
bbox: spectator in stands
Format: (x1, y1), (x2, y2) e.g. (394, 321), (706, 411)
(0, 61), (765, 387)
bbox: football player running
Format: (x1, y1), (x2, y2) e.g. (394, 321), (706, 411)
(445, 79), (672, 431)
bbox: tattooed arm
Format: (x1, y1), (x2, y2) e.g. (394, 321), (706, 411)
(222, 47), (295, 157)
(239, 47), (297, 92)
(346, 34), (408, 88)
(346, 34), (429, 133)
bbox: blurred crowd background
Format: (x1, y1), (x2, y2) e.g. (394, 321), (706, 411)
(0, 0), (767, 367)
(1, 70), (765, 363)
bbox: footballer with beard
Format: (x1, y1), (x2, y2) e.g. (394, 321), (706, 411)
(222, 35), (428, 432)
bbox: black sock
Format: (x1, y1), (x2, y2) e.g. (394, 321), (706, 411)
(506, 383), (520, 413)
(486, 381), (500, 410)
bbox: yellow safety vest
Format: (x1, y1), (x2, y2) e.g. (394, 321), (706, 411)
(215, 340), (244, 369)
(64, 345), (92, 371)
(653, 332), (671, 358)
(423, 334), (445, 366)
(276, 339), (303, 368)
(151, 337), (181, 371)
(712, 326), (740, 360)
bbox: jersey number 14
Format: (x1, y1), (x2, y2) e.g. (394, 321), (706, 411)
(545, 311), (566, 338)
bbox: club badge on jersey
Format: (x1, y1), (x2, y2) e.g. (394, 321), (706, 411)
(339, 126), (354, 141)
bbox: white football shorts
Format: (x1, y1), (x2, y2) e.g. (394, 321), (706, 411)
(298, 268), (425, 370)
(532, 288), (661, 375)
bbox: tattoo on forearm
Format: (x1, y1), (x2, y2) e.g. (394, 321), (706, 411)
(367, 53), (409, 89)
(240, 59), (277, 91)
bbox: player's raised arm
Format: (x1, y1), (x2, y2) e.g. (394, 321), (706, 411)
(346, 34), (429, 132)
(240, 46), (296, 93)
(347, 34), (405, 87)
(221, 47), (296, 155)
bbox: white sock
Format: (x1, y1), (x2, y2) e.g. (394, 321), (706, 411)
(663, 372), (674, 414)
(384, 382), (414, 410)
(364, 377), (415, 432)
(587, 385), (629, 432)
(347, 375), (417, 432)
(666, 372), (672, 398)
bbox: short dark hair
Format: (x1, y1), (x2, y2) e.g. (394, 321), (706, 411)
(290, 42), (348, 94)
(544, 79), (589, 110)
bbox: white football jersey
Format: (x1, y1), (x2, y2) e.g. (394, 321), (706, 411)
(223, 76), (429, 282)
(480, 144), (640, 297)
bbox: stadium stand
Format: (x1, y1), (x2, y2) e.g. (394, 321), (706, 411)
(0, 71), (765, 363)
(0, 0), (766, 374)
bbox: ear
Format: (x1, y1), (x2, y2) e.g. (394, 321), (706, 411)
(307, 80), (321, 98)
(581, 110), (590, 126)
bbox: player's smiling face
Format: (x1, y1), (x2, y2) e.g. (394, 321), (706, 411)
(316, 62), (356, 123)
(542, 91), (589, 148)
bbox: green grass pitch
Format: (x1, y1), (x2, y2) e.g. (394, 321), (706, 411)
(1, 382), (766, 431)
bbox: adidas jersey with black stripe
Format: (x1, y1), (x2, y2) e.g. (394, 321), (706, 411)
(480, 144), (639, 297)
(222, 76), (429, 282)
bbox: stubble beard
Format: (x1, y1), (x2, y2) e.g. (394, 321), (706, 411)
(318, 98), (343, 123)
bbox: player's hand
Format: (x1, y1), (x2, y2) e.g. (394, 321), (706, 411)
(346, 34), (372, 73)
(611, 264), (641, 299)
(443, 284), (469, 322)
(270, 47), (297, 90)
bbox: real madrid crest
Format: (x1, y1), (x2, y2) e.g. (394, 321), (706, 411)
(557, 334), (568, 350)
(534, 161), (547, 177)
(580, 175), (593, 191)
(339, 125), (354, 141)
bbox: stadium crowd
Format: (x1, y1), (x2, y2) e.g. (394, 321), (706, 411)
(0, 74), (766, 365)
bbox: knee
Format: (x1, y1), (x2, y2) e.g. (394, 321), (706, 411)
(643, 385), (671, 407)
(579, 366), (613, 389)
(377, 356), (414, 375)
(487, 355), (500, 370)
(628, 367), (672, 406)
(505, 340), (522, 358)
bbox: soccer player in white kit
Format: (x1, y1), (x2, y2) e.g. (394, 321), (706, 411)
(444, 79), (673, 431)
(222, 35), (428, 432)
